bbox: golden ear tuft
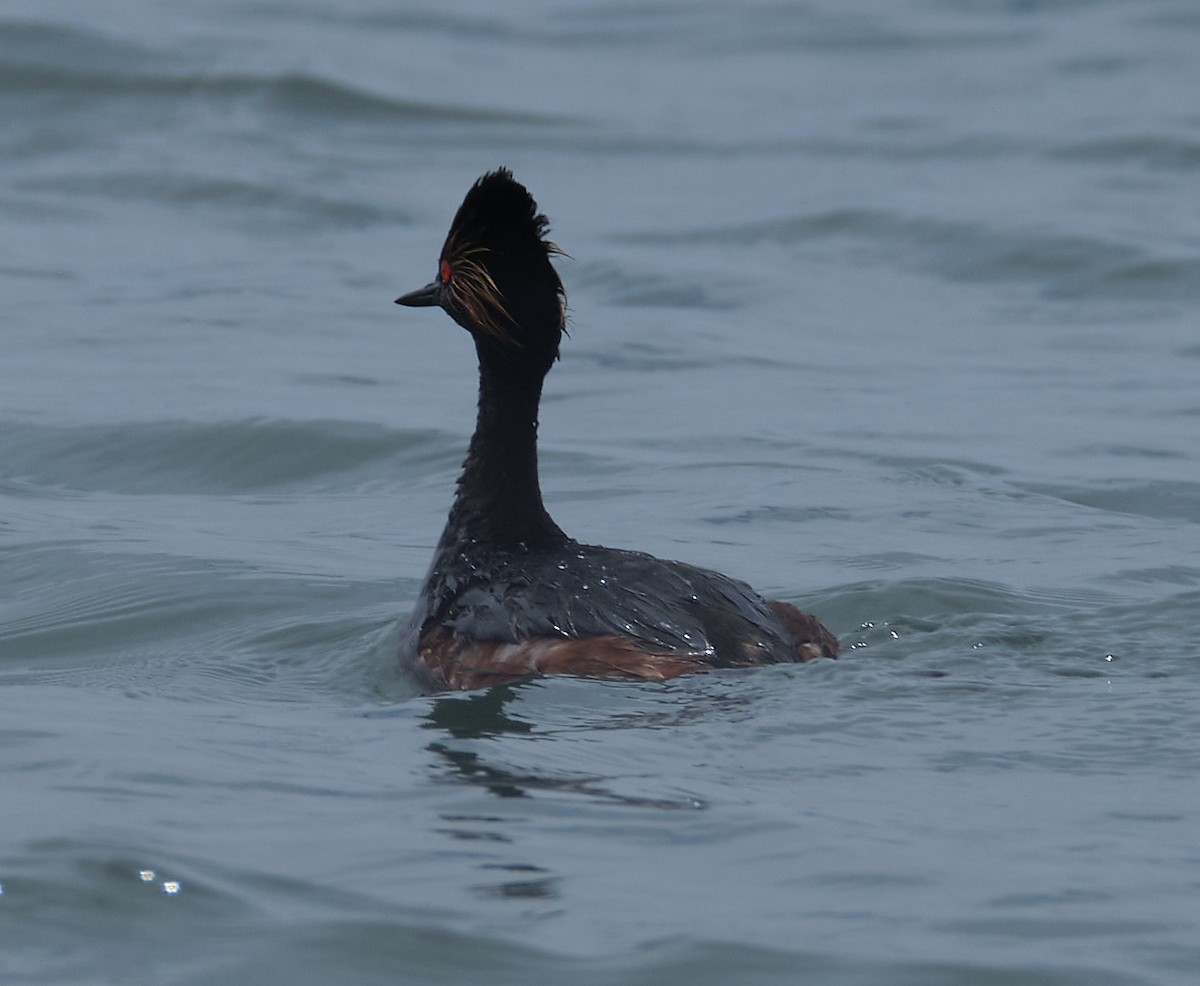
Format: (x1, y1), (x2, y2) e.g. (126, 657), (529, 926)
(441, 237), (517, 344)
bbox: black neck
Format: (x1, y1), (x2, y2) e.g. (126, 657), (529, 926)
(444, 349), (565, 549)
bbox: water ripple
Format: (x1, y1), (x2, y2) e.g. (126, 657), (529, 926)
(1021, 479), (1200, 524)
(1051, 135), (1200, 171)
(0, 419), (457, 495)
(0, 22), (566, 126)
(625, 209), (1200, 303)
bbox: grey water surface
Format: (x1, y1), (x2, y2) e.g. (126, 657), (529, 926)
(3, 1), (1199, 983)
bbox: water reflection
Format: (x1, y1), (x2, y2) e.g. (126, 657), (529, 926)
(421, 682), (533, 740)
(420, 681), (704, 905)
(422, 682), (534, 799)
(421, 682), (705, 809)
(420, 683), (554, 902)
(473, 863), (560, 901)
(426, 743), (531, 800)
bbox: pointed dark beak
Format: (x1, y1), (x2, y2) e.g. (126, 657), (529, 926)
(395, 281), (441, 307)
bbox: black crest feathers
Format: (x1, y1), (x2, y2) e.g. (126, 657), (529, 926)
(444, 168), (556, 259)
(438, 169), (563, 345)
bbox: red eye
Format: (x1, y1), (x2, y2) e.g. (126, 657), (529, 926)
(439, 259), (452, 282)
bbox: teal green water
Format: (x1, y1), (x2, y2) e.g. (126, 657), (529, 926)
(3, 2), (1200, 983)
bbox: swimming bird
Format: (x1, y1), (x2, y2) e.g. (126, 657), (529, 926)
(395, 169), (837, 691)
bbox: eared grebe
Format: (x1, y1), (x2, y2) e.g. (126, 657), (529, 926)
(395, 169), (837, 691)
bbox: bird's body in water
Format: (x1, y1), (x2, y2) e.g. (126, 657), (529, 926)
(395, 169), (837, 692)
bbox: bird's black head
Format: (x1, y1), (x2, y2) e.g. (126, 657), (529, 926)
(396, 169), (565, 372)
